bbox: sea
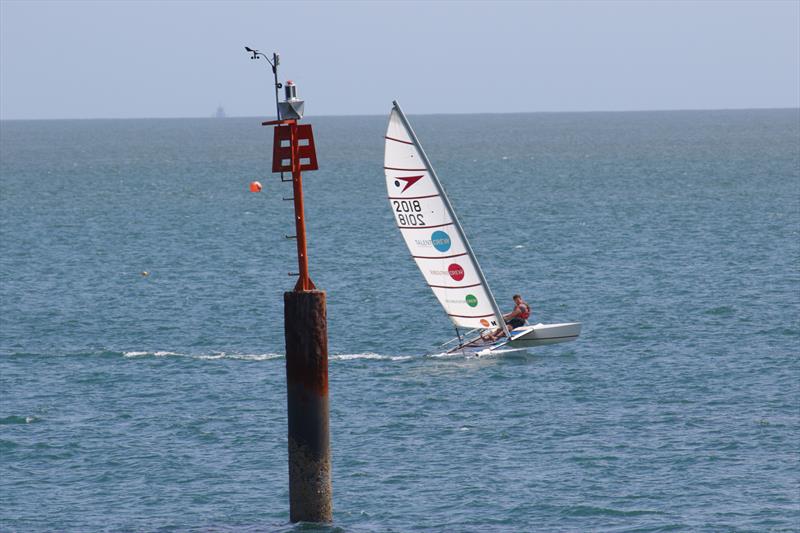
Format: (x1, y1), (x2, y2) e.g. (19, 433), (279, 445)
(1, 109), (798, 532)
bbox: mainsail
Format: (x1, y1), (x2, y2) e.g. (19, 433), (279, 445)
(384, 101), (507, 332)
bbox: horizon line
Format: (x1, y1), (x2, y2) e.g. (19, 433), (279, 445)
(1, 105), (798, 122)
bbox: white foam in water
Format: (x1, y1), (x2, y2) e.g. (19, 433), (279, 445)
(123, 351), (411, 362)
(122, 351), (180, 357)
(123, 350), (180, 358)
(426, 351), (464, 359)
(212, 353), (284, 361)
(122, 350), (282, 361)
(331, 353), (412, 362)
(195, 354), (225, 360)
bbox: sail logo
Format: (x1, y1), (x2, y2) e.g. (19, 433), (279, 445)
(448, 264), (464, 281)
(393, 175), (423, 193)
(465, 294), (478, 307)
(480, 319), (490, 327)
(431, 231), (451, 252)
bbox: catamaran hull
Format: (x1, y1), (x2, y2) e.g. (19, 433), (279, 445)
(506, 322), (582, 348)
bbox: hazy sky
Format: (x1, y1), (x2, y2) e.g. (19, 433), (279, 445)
(1, 0), (798, 120)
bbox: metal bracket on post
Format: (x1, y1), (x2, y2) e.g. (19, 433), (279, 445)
(263, 116), (319, 293)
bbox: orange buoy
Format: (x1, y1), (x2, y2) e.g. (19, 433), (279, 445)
(250, 181), (262, 193)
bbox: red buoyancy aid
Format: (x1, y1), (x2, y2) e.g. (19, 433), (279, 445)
(518, 303), (530, 320)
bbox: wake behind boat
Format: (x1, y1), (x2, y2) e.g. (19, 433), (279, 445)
(383, 101), (581, 355)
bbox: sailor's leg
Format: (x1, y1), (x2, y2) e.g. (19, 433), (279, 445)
(489, 326), (506, 341)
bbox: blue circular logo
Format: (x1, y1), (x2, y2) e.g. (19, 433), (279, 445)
(431, 231), (451, 252)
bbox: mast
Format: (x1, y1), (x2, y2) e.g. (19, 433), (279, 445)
(391, 101), (510, 338)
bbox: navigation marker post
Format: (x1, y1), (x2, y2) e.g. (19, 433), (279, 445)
(246, 47), (331, 523)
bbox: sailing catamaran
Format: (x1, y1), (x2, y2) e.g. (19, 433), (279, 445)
(384, 101), (581, 355)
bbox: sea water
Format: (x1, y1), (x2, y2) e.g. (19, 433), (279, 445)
(1, 109), (798, 531)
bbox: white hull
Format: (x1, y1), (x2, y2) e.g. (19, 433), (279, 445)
(507, 322), (582, 348)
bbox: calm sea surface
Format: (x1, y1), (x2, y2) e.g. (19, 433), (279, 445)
(1, 109), (798, 532)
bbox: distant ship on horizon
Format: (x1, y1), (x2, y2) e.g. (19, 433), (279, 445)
(214, 105), (226, 118)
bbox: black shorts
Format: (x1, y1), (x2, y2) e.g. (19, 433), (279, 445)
(506, 317), (525, 329)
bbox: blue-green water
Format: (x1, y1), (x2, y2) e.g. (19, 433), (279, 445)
(1, 109), (798, 532)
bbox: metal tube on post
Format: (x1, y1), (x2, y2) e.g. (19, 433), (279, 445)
(289, 122), (312, 292)
(258, 67), (330, 523)
(272, 53), (281, 120)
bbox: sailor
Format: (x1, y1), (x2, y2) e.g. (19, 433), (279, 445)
(487, 294), (531, 341)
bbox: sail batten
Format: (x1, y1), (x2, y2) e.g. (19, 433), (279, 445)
(384, 101), (507, 332)
(398, 222), (454, 230)
(385, 136), (415, 145)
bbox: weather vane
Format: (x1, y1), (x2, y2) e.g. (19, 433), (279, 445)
(244, 46), (282, 121)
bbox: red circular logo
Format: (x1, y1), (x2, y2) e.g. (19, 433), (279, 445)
(448, 263), (465, 281)
(480, 319), (490, 327)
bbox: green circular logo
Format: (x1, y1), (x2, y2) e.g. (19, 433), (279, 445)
(465, 294), (478, 307)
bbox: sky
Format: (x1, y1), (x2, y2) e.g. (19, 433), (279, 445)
(1, 0), (798, 120)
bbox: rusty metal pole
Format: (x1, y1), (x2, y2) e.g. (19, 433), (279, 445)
(284, 290), (331, 523)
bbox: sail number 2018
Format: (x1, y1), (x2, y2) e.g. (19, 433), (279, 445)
(393, 200), (426, 226)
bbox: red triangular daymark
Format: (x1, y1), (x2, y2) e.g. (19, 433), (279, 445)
(396, 175), (423, 192)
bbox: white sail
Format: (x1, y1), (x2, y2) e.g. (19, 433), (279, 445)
(384, 102), (506, 331)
